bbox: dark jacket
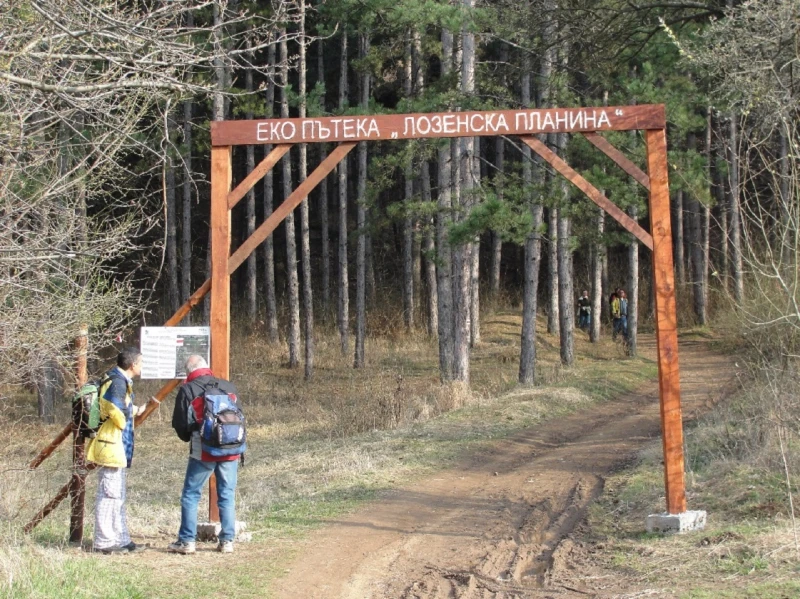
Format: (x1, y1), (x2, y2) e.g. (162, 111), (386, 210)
(172, 368), (239, 462)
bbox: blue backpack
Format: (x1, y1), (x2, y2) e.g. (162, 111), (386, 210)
(199, 383), (247, 457)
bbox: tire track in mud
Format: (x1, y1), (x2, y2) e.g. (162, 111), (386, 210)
(273, 339), (736, 599)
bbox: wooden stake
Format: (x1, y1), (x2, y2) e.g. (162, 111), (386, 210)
(646, 128), (687, 515)
(68, 325), (88, 544)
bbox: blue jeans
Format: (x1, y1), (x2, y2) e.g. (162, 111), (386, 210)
(614, 316), (628, 339)
(578, 310), (591, 330)
(178, 458), (238, 542)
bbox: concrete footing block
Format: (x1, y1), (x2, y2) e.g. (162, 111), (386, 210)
(196, 520), (250, 542)
(646, 510), (706, 534)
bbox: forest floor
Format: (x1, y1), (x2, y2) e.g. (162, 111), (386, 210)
(266, 336), (743, 599)
(8, 320), (799, 599)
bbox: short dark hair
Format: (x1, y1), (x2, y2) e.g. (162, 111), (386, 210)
(117, 347), (142, 370)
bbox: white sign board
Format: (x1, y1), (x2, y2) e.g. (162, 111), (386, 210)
(140, 326), (210, 379)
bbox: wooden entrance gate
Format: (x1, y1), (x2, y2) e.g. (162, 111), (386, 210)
(25, 103), (687, 539)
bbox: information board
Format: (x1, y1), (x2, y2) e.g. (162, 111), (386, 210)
(140, 326), (210, 379)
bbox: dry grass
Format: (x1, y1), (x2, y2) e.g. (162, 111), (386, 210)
(0, 309), (659, 598)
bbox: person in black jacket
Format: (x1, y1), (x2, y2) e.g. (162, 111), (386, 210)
(168, 355), (241, 555)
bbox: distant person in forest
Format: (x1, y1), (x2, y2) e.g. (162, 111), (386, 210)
(610, 291), (621, 340)
(577, 290), (591, 331)
(617, 289), (629, 340)
(169, 355), (243, 555)
(86, 347), (148, 554)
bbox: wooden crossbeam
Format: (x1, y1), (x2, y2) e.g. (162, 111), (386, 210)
(227, 141), (357, 275)
(227, 144), (292, 210)
(581, 131), (650, 190)
(521, 135), (654, 251)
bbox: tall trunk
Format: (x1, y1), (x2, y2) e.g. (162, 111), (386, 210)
(470, 143), (480, 347)
(402, 35), (414, 331)
(547, 206), (560, 335)
(165, 112), (180, 315)
(436, 29), (455, 382)
(338, 31), (350, 354)
(181, 97), (193, 312)
(421, 161), (438, 336)
(518, 58), (543, 384)
(263, 42), (279, 342)
(627, 205), (639, 356)
(354, 34), (370, 369)
(601, 244), (609, 323)
(490, 136), (504, 296)
(674, 190), (686, 285)
(281, 34), (301, 368)
(590, 209), (604, 342)
(245, 62), (258, 324)
(556, 206), (574, 365)
(687, 133), (704, 326)
(453, 0), (475, 383)
(298, 3), (314, 379)
(413, 30), (437, 337)
(778, 127), (790, 264)
(317, 40), (331, 316)
(728, 114), (744, 303)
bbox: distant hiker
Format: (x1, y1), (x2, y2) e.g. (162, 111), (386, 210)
(86, 347), (149, 554)
(617, 289), (629, 340)
(169, 355), (244, 555)
(577, 290), (591, 331)
(610, 291), (621, 340)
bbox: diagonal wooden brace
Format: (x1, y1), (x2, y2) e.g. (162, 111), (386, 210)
(521, 135), (654, 251)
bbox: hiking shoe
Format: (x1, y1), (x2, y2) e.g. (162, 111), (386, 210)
(167, 540), (196, 554)
(217, 540), (234, 554)
(121, 542), (147, 553)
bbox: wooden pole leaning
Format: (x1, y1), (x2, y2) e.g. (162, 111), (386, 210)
(645, 127), (687, 515)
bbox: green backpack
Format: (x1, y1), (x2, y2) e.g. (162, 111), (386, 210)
(71, 377), (109, 438)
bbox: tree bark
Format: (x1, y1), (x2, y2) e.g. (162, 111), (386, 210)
(354, 33), (370, 369)
(547, 206), (560, 335)
(421, 161), (438, 337)
(674, 190), (686, 285)
(165, 112), (180, 315)
(728, 114), (744, 303)
(317, 40), (331, 317)
(245, 61), (258, 324)
(590, 209), (604, 342)
(518, 58), (543, 384)
(627, 205), (639, 356)
(280, 34), (301, 368)
(262, 42), (279, 343)
(490, 136), (504, 297)
(436, 29), (455, 382)
(181, 97), (193, 314)
(298, 2), (314, 379)
(402, 33), (415, 331)
(338, 31), (350, 354)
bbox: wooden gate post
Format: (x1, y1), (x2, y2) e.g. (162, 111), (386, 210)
(645, 128), (687, 515)
(68, 325), (89, 544)
(209, 145), (232, 523)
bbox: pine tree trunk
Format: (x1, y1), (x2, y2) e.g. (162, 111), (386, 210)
(181, 98), (193, 312)
(470, 137), (480, 346)
(338, 31), (350, 355)
(354, 34), (370, 369)
(245, 62), (258, 324)
(317, 40), (331, 317)
(402, 33), (414, 331)
(281, 35), (301, 368)
(453, 1), (475, 383)
(547, 206), (560, 335)
(490, 136), (504, 297)
(590, 209), (604, 342)
(263, 42), (279, 343)
(436, 28), (455, 382)
(627, 205), (639, 356)
(518, 58), (543, 384)
(298, 3), (314, 379)
(728, 114), (744, 303)
(421, 161), (438, 337)
(675, 190), (686, 285)
(165, 111), (180, 314)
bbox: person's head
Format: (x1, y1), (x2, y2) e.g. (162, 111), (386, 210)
(185, 354), (209, 375)
(619, 289), (626, 298)
(117, 347), (143, 378)
(582, 290), (588, 297)
(610, 292), (617, 300)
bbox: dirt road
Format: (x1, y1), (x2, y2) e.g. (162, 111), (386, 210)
(272, 337), (735, 598)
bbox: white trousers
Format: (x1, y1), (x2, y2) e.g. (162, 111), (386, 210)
(93, 467), (131, 550)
